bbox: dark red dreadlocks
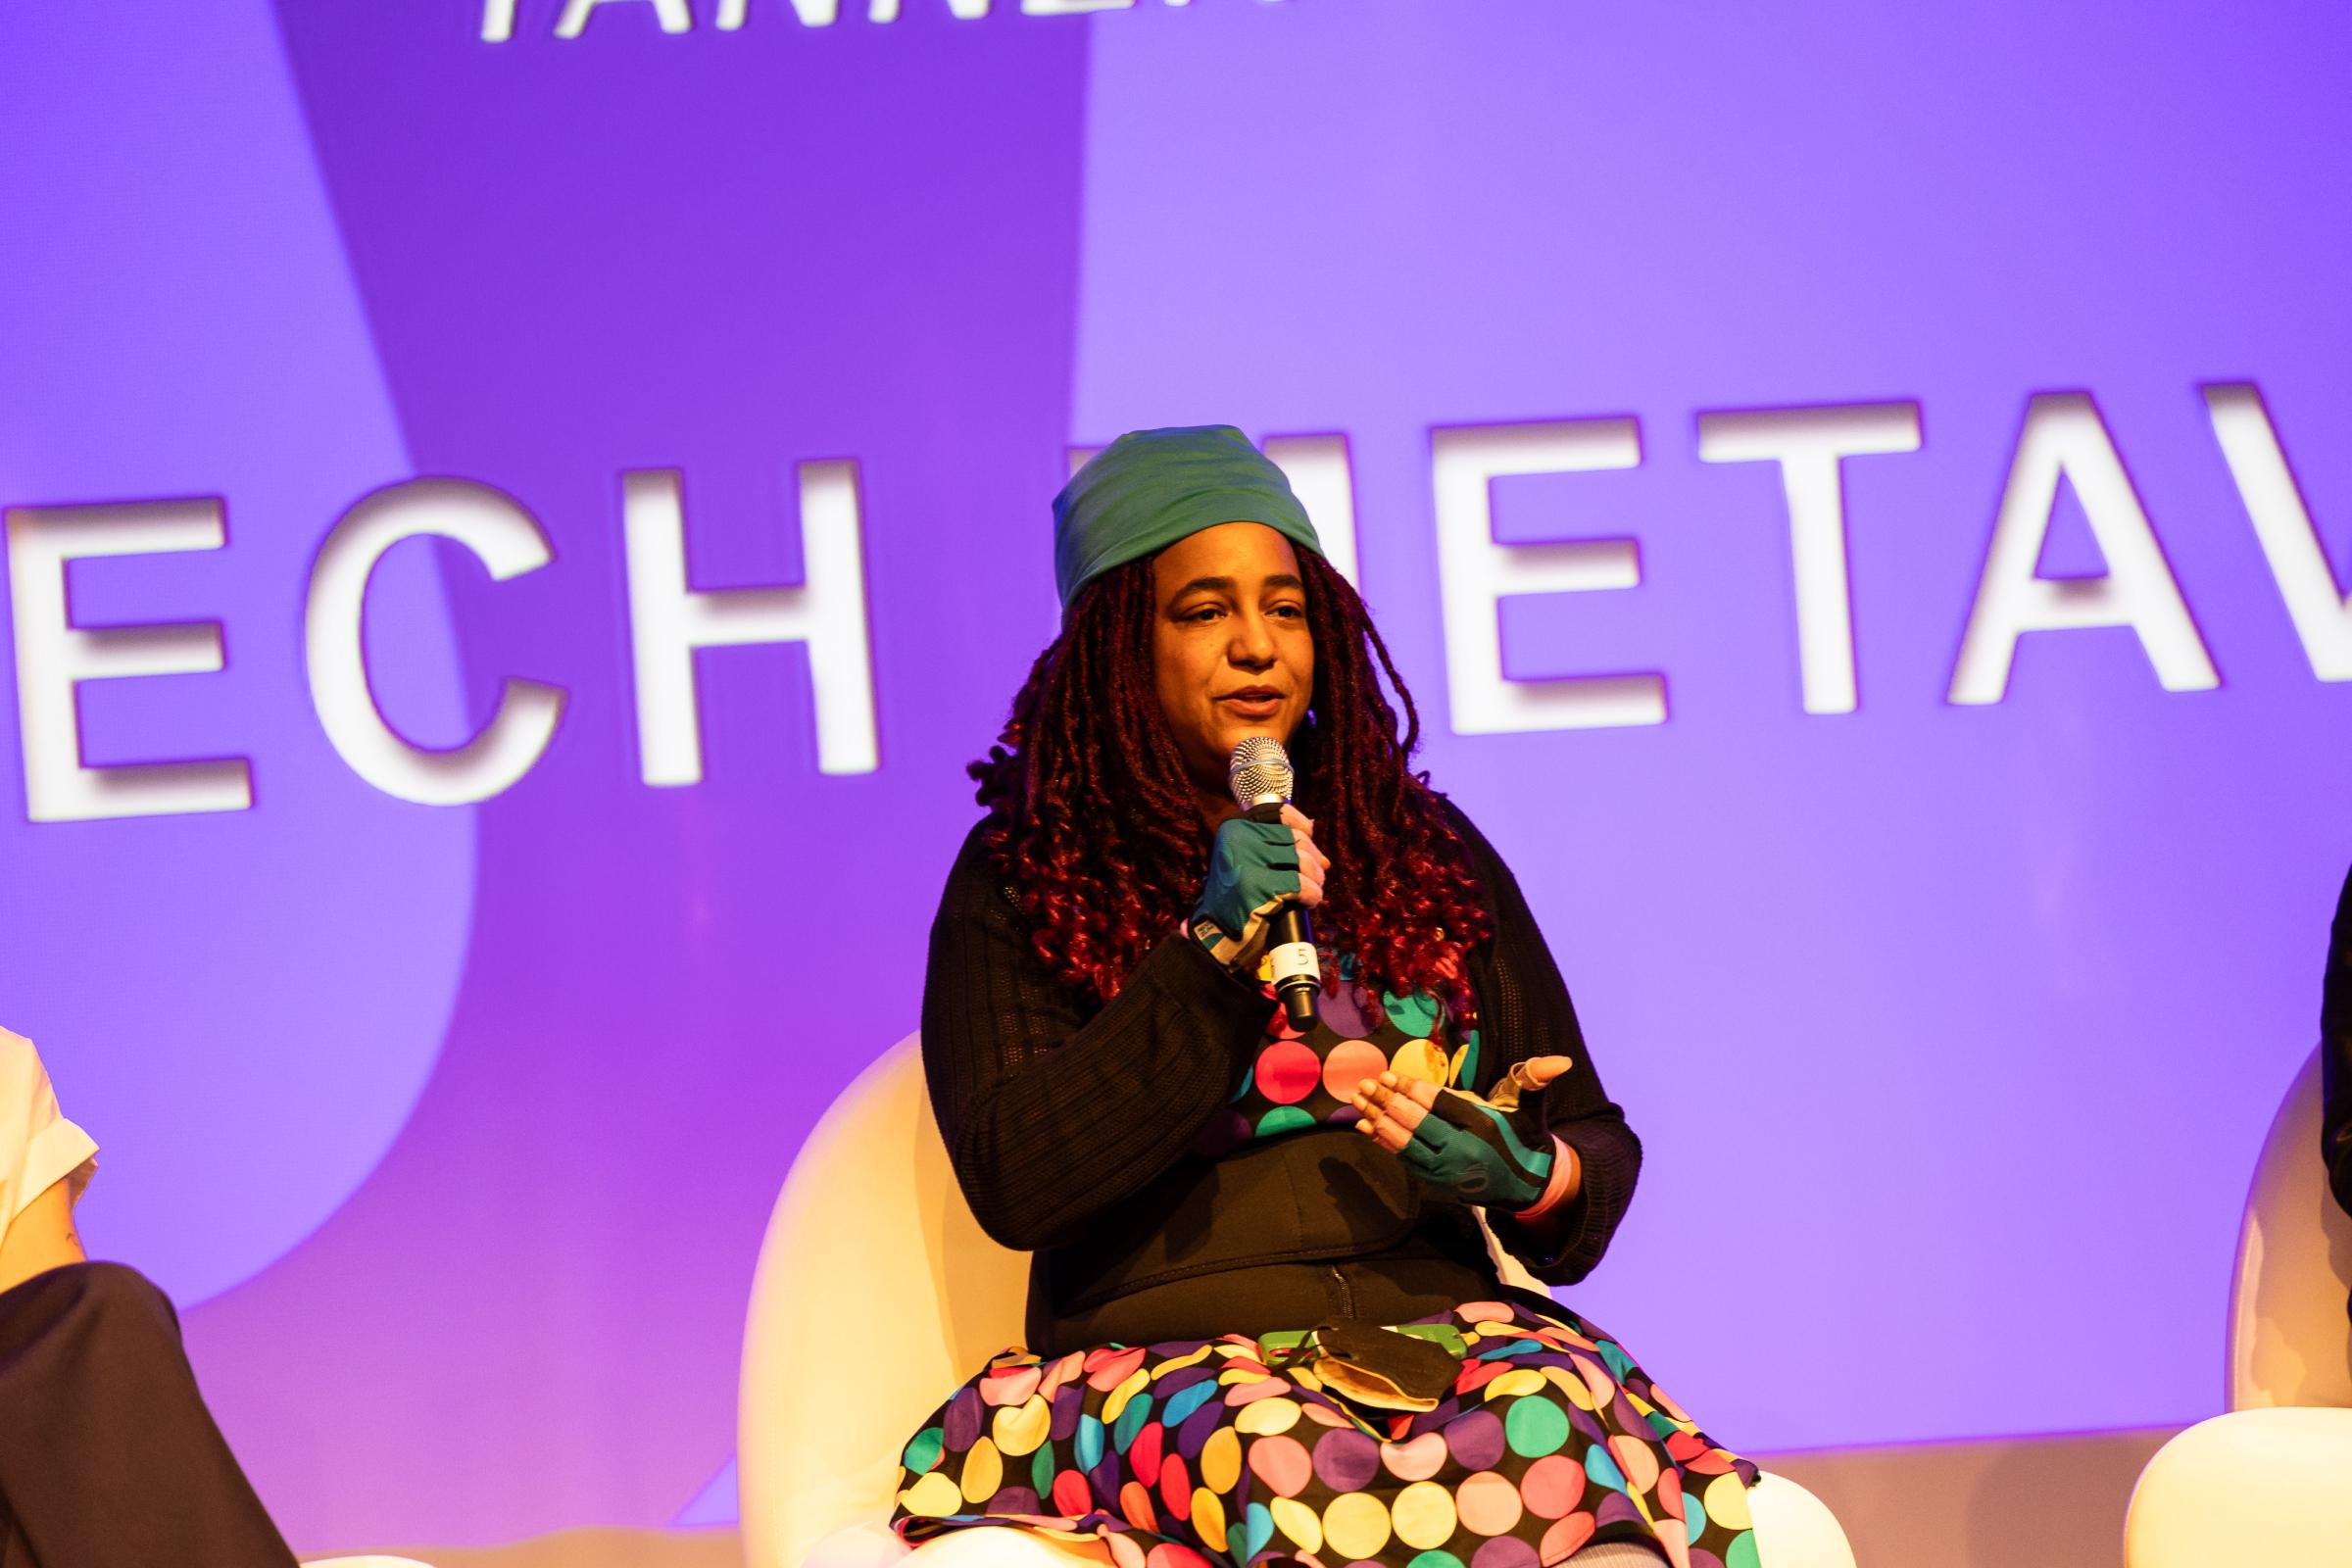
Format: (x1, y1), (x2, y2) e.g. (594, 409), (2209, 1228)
(970, 548), (1492, 1013)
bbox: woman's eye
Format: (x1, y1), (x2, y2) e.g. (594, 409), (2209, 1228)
(1182, 605), (1223, 623)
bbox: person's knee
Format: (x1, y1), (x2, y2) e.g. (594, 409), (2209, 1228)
(0, 1259), (180, 1360)
(58, 1260), (181, 1337)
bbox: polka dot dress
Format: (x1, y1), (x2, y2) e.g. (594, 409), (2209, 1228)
(893, 972), (1758, 1567)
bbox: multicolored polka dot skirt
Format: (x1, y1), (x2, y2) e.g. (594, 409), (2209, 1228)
(890, 1298), (1759, 1567)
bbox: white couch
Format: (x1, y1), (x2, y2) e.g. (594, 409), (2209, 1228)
(739, 1035), (1854, 1568)
(2122, 1046), (2352, 1565)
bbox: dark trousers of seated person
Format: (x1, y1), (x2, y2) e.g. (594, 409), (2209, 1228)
(0, 1262), (298, 1568)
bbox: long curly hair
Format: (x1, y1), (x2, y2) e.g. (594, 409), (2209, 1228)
(970, 548), (1492, 1012)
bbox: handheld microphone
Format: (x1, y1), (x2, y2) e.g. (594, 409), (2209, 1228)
(1227, 736), (1321, 1031)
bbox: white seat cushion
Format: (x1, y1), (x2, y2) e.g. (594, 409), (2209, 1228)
(1749, 1473), (1855, 1568)
(2125, 1407), (2352, 1567)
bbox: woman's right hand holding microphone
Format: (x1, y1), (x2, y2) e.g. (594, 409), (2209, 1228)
(1190, 804), (1327, 972)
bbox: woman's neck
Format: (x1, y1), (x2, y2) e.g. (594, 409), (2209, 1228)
(1190, 782), (1238, 831)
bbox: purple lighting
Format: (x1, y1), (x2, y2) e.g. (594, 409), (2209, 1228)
(0, 0), (2346, 1551)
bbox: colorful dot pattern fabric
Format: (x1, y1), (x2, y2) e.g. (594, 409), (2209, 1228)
(890, 1298), (1759, 1568)
(1191, 955), (1479, 1160)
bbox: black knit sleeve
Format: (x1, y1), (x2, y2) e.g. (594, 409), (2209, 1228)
(919, 821), (1275, 1251)
(1440, 800), (1642, 1285)
(2322, 862), (2352, 1220)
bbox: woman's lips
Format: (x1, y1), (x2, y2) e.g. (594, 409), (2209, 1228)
(1221, 692), (1285, 720)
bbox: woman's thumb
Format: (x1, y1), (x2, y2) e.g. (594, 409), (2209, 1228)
(1524, 1054), (1575, 1088)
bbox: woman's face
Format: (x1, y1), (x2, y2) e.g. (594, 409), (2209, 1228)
(1150, 521), (1316, 806)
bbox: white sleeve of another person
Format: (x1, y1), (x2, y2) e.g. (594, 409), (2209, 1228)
(0, 1026), (100, 1232)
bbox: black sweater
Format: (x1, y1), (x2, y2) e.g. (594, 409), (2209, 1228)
(919, 800), (1642, 1353)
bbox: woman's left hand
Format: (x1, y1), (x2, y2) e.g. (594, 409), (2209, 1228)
(1350, 1055), (1575, 1211)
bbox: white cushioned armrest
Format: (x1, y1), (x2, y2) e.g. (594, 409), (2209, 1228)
(2125, 1408), (2352, 1566)
(2228, 1047), (2352, 1409)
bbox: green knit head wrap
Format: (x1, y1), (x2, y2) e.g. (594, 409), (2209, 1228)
(1053, 425), (1323, 612)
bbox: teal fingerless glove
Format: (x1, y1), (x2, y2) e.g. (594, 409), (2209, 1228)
(1191, 816), (1300, 971)
(1395, 1075), (1557, 1209)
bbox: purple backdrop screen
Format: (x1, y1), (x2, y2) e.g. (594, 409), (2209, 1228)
(3, 0), (2348, 1549)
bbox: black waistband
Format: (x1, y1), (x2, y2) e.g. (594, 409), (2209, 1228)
(1022, 1128), (1503, 1354)
(1028, 1253), (1505, 1357)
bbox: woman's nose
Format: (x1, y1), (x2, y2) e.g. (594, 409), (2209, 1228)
(1228, 611), (1277, 665)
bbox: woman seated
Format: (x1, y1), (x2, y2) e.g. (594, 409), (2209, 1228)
(0, 1025), (300, 1567)
(893, 428), (1756, 1568)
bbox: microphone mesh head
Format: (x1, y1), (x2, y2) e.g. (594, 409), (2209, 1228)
(1228, 735), (1295, 808)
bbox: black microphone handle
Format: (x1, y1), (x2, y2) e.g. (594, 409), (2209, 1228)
(1272, 901), (1320, 1031)
(1243, 800), (1322, 1029)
